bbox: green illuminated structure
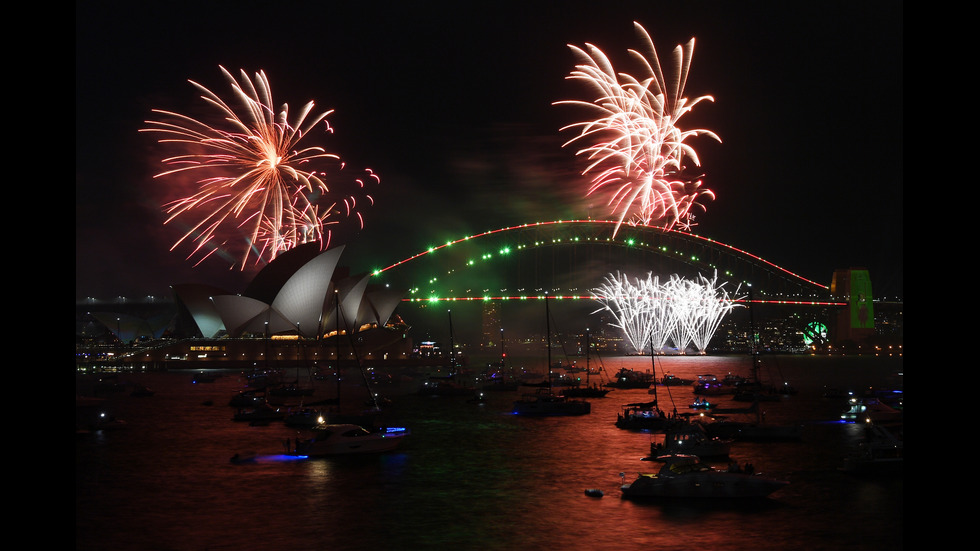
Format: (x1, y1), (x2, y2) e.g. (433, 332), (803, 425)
(830, 268), (874, 344)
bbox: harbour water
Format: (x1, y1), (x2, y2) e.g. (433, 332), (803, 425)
(76, 354), (903, 550)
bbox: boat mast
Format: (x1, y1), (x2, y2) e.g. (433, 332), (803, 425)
(585, 328), (590, 386)
(545, 293), (552, 393)
(448, 310), (456, 377)
(748, 285), (763, 425)
(500, 327), (505, 370)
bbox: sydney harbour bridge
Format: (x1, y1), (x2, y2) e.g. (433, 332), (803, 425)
(353, 219), (862, 351)
(369, 219), (830, 303)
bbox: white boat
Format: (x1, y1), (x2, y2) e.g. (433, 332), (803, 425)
(294, 424), (409, 457)
(840, 396), (902, 424)
(621, 454), (789, 499)
(649, 422), (733, 459)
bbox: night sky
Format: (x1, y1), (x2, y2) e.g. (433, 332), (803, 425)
(76, 1), (903, 303)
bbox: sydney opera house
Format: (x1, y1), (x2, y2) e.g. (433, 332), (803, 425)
(79, 244), (423, 370)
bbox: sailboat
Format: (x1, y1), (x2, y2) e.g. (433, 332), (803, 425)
(733, 288), (801, 441)
(315, 289), (384, 428)
(417, 310), (479, 397)
(481, 328), (519, 391)
(511, 294), (591, 416)
(561, 328), (609, 398)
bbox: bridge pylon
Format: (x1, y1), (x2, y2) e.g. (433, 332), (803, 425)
(829, 268), (874, 345)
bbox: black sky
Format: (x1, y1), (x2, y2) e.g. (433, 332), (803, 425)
(76, 1), (903, 302)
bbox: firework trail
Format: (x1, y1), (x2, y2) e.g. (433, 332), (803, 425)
(141, 66), (378, 269)
(557, 22), (720, 235)
(591, 270), (741, 354)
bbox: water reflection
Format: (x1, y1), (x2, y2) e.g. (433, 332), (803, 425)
(77, 354), (902, 551)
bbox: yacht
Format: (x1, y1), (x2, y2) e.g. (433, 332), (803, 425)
(621, 454), (789, 499)
(293, 424), (409, 457)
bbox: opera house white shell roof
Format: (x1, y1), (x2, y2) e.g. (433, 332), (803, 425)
(173, 244), (405, 339)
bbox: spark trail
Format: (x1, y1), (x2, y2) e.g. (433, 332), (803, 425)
(557, 22), (720, 235)
(591, 270), (742, 354)
(141, 66), (378, 269)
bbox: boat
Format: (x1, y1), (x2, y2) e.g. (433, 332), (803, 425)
(621, 454), (788, 499)
(418, 311), (478, 397)
(584, 488), (604, 498)
(512, 294), (591, 417)
(647, 422), (733, 459)
(732, 354), (796, 401)
(841, 422), (903, 476)
(734, 415), (802, 441)
(513, 388), (592, 416)
(616, 343), (680, 430)
(480, 372), (520, 392)
(732, 380), (783, 402)
(691, 413), (750, 439)
(840, 396), (902, 424)
(228, 390), (265, 407)
(561, 328), (610, 398)
(562, 383), (609, 398)
(615, 401), (671, 431)
(606, 367), (654, 389)
(244, 369), (282, 390)
(722, 372), (748, 387)
(268, 381), (315, 398)
(659, 374), (693, 386)
(232, 403), (285, 423)
(230, 451), (257, 464)
(689, 396), (714, 409)
(729, 308), (802, 441)
(693, 374), (730, 396)
(293, 424), (409, 457)
(480, 338), (519, 391)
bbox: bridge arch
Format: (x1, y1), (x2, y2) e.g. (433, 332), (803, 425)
(371, 220), (829, 303)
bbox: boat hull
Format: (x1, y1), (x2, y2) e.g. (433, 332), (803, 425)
(621, 472), (788, 499)
(295, 425), (409, 457)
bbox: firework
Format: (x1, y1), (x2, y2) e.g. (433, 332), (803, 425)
(557, 22), (720, 234)
(141, 66), (378, 269)
(592, 271), (741, 354)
